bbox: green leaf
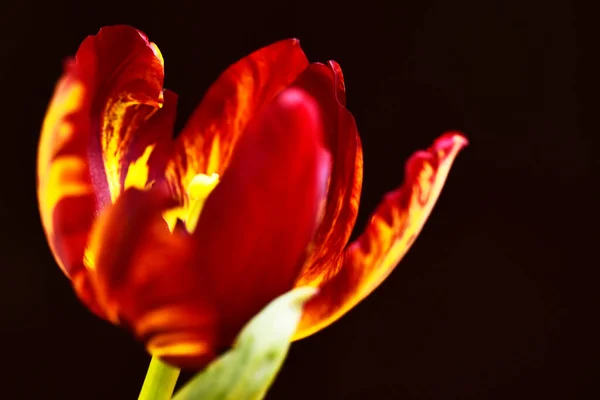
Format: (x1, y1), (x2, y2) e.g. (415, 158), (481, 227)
(172, 286), (316, 400)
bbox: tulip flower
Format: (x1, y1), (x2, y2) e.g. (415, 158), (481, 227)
(37, 25), (467, 370)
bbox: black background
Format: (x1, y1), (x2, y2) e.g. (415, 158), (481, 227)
(0, 0), (593, 399)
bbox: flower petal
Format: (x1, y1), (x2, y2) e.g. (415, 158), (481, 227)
(36, 60), (103, 316)
(294, 133), (468, 339)
(76, 25), (166, 206)
(165, 39), (308, 199)
(191, 87), (331, 346)
(121, 89), (178, 192)
(83, 183), (219, 368)
(84, 87), (330, 369)
(291, 62), (364, 287)
(38, 25), (170, 317)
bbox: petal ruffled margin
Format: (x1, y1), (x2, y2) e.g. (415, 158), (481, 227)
(294, 133), (468, 339)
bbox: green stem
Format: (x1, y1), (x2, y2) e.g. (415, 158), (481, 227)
(138, 356), (181, 400)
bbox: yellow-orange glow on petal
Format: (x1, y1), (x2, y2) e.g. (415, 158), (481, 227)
(124, 144), (156, 191)
(294, 133), (468, 340)
(36, 61), (107, 318)
(148, 339), (212, 359)
(81, 182), (219, 368)
(38, 82), (84, 176)
(101, 94), (164, 203)
(38, 82), (87, 228)
(37, 74), (94, 274)
(83, 245), (97, 271)
(162, 173), (220, 232)
(149, 42), (164, 68)
(72, 26), (167, 206)
(42, 156), (95, 229)
(147, 332), (215, 368)
(185, 173), (220, 232)
(39, 24), (468, 370)
(165, 39), (309, 198)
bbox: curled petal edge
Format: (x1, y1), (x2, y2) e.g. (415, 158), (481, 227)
(293, 61), (364, 287)
(294, 132), (468, 340)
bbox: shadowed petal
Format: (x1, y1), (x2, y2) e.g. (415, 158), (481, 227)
(192, 87), (331, 346)
(76, 25), (167, 206)
(166, 39), (308, 200)
(292, 62), (363, 287)
(294, 133), (468, 339)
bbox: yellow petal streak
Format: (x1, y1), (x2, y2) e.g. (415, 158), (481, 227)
(124, 144), (156, 191)
(163, 173), (220, 233)
(293, 133), (467, 340)
(102, 93), (163, 203)
(37, 80), (91, 257)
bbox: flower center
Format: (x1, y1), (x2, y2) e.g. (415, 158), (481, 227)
(163, 173), (220, 233)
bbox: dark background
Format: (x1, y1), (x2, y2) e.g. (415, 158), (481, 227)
(1, 0), (593, 399)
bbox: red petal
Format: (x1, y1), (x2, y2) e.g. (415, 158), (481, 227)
(83, 184), (218, 368)
(294, 133), (468, 339)
(85, 87), (330, 369)
(38, 25), (171, 317)
(165, 39), (308, 199)
(291, 62), (364, 287)
(36, 60), (103, 316)
(192, 87), (331, 344)
(121, 89), (178, 191)
(76, 25), (167, 206)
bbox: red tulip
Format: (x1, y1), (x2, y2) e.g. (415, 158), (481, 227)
(37, 25), (467, 368)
